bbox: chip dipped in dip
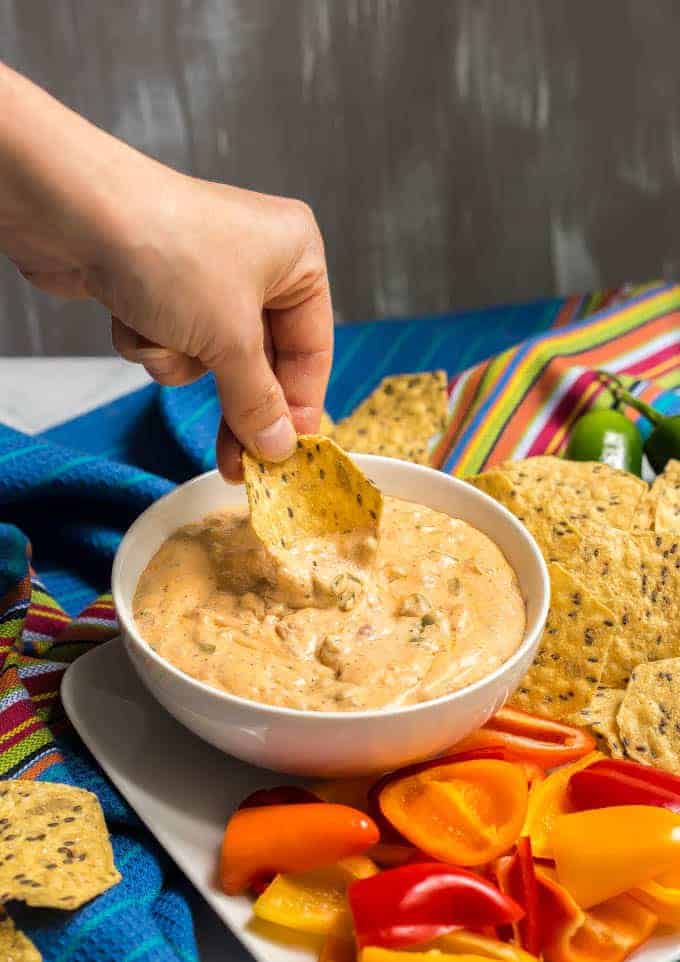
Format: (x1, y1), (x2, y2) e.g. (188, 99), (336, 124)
(133, 495), (526, 712)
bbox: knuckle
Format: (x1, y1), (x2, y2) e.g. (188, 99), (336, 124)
(239, 381), (284, 424)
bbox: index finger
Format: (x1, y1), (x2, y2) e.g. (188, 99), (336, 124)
(268, 281), (334, 435)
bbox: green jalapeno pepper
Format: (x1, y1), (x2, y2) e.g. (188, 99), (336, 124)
(597, 373), (680, 474)
(565, 408), (643, 476)
(613, 389), (680, 474)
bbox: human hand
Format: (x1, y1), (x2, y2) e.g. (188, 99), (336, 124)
(0, 63), (333, 481)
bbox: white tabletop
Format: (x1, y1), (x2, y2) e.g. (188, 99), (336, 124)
(1, 356), (239, 960)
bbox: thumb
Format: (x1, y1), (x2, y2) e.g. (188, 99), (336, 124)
(211, 329), (297, 466)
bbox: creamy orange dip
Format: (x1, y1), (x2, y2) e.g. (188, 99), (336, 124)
(133, 497), (525, 711)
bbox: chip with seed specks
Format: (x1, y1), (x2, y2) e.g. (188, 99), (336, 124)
(332, 371), (448, 465)
(0, 781), (120, 910)
(243, 436), (383, 552)
(651, 459), (680, 534)
(0, 910), (41, 962)
(475, 457), (647, 530)
(319, 411), (334, 436)
(578, 687), (626, 757)
(617, 658), (680, 773)
(510, 563), (616, 720)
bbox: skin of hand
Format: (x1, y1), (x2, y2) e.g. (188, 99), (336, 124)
(0, 62), (333, 481)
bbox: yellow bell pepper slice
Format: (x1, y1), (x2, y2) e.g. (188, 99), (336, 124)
(254, 855), (377, 936)
(522, 751), (601, 859)
(360, 951), (502, 962)
(434, 929), (538, 960)
(552, 805), (680, 908)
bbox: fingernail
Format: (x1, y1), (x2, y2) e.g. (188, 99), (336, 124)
(254, 415), (297, 462)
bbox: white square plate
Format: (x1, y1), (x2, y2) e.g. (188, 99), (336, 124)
(62, 638), (680, 962)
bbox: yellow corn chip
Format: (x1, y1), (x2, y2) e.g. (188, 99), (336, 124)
(0, 910), (41, 962)
(333, 371), (448, 464)
(617, 658), (680, 773)
(319, 411), (334, 436)
(243, 436), (382, 548)
(510, 563), (616, 719)
(0, 781), (120, 910)
(490, 457), (646, 529)
(578, 688), (626, 757)
(652, 460), (680, 533)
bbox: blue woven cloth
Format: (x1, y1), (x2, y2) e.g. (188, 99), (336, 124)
(0, 297), (578, 961)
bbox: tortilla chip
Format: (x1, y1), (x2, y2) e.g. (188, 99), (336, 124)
(544, 527), (680, 687)
(617, 658), (680, 773)
(489, 457), (646, 530)
(333, 371), (448, 464)
(0, 781), (120, 910)
(319, 411), (335, 436)
(243, 436), (383, 550)
(510, 564), (616, 719)
(652, 460), (680, 533)
(578, 688), (626, 757)
(0, 911), (41, 962)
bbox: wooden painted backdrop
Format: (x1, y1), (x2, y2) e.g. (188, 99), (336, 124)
(2, 0), (680, 355)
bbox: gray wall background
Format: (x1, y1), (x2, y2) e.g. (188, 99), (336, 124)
(2, 0), (680, 355)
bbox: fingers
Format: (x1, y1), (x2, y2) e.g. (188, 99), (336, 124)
(215, 418), (244, 483)
(268, 281), (333, 434)
(210, 311), (297, 468)
(111, 316), (206, 386)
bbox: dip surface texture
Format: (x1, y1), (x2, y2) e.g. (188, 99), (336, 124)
(133, 497), (526, 711)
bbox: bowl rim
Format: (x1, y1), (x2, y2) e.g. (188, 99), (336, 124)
(112, 456), (550, 722)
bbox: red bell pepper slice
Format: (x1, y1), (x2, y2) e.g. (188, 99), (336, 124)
(451, 707), (596, 769)
(237, 785), (319, 810)
(569, 758), (680, 814)
(348, 862), (524, 949)
(493, 837), (540, 957)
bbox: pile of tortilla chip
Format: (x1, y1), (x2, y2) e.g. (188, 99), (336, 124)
(320, 371), (449, 464)
(0, 780), (121, 959)
(468, 457), (680, 772)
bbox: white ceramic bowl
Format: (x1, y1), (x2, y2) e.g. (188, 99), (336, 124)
(112, 457), (549, 777)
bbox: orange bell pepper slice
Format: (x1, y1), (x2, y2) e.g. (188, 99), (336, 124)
(632, 867), (680, 926)
(319, 934), (357, 962)
(536, 867), (657, 962)
(254, 855), (377, 936)
(552, 804), (680, 909)
(522, 752), (602, 859)
(220, 803), (379, 894)
(451, 707), (596, 769)
(379, 759), (528, 866)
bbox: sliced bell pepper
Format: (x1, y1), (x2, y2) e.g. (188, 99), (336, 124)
(348, 862), (524, 949)
(632, 868), (680, 927)
(552, 805), (680, 908)
(253, 855), (377, 936)
(536, 867), (657, 962)
(378, 759), (528, 866)
(522, 751), (602, 859)
(434, 929), (539, 960)
(492, 837), (540, 957)
(238, 785), (319, 809)
(360, 950), (508, 961)
(220, 803), (379, 895)
(368, 748), (535, 846)
(450, 707), (596, 769)
(319, 934), (356, 962)
(569, 757), (680, 813)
